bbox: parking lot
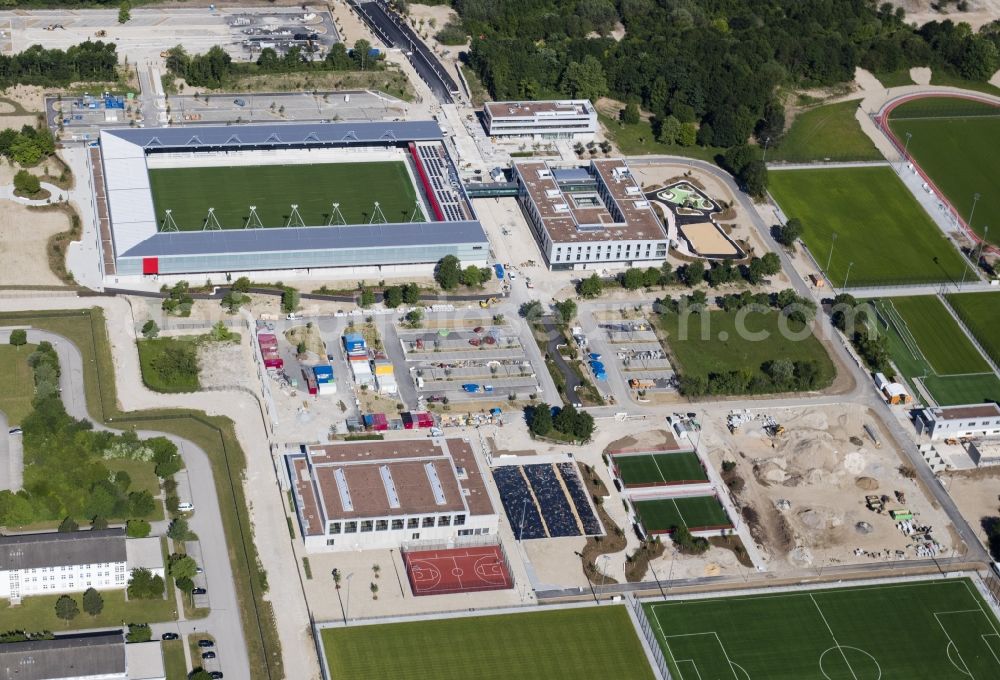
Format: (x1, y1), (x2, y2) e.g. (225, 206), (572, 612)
(581, 312), (676, 400)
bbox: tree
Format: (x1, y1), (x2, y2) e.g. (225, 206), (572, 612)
(13, 170), (40, 196)
(578, 273), (602, 298)
(140, 320), (159, 339)
(434, 255), (461, 290)
(573, 410), (595, 441)
(620, 100), (640, 125)
(189, 671), (213, 680)
(760, 252), (781, 276)
(126, 623), (152, 643)
(404, 308), (423, 327)
(723, 145), (755, 175)
(9, 329), (26, 348)
(359, 288), (375, 308)
(118, 1), (131, 24)
(657, 115), (682, 144)
(738, 160), (768, 197)
(55, 595), (79, 623)
(281, 287), (299, 314)
(776, 218), (803, 246)
(529, 403), (553, 436)
(677, 123), (697, 147)
(151, 438), (183, 478)
(167, 517), (192, 542)
(519, 300), (543, 320)
(553, 299), (577, 325)
(168, 553), (198, 581)
(126, 519), (151, 538)
(370, 581), (379, 599)
(683, 261), (705, 286)
(553, 403), (579, 434)
(352, 39), (374, 70)
(383, 286), (403, 308)
(90, 515), (108, 530)
(765, 358), (796, 387)
(57, 517), (78, 533)
(561, 56), (607, 102)
(128, 490), (155, 517)
(175, 576), (194, 595)
(231, 276), (251, 294)
(127, 568), (165, 600)
(621, 268), (645, 290)
(401, 283), (421, 305)
(82, 588), (104, 616)
(460, 265), (485, 288)
(670, 524), (709, 554)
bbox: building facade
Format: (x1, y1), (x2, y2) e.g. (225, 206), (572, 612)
(0, 530), (128, 603)
(483, 100), (598, 139)
(514, 159), (669, 269)
(285, 438), (499, 553)
(916, 403), (1000, 441)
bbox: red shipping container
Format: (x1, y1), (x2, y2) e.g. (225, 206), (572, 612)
(417, 412), (435, 428)
(371, 413), (389, 431)
(263, 357), (283, 369)
(401, 412), (415, 429)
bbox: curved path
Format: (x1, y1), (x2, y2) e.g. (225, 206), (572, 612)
(0, 327), (251, 680)
(0, 181), (64, 207)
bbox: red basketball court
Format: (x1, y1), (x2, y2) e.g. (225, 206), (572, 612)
(402, 545), (513, 596)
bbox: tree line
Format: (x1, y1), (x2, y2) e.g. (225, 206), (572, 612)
(453, 1), (999, 151)
(0, 41), (118, 89)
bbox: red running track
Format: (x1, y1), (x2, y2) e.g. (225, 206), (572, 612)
(403, 545), (513, 596)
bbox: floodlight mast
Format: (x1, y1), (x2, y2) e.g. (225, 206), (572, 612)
(369, 201), (387, 225)
(244, 205), (263, 229)
(327, 202), (346, 226)
(203, 207), (222, 230)
(161, 209), (179, 232)
(286, 204), (305, 228)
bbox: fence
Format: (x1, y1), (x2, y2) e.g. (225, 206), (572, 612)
(628, 594), (673, 680)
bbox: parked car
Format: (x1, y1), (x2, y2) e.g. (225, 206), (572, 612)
(198, 639), (214, 648)
(8, 428), (21, 435)
(210, 673), (224, 679)
(202, 652), (216, 660)
(192, 587), (207, 595)
(178, 502), (194, 512)
(161, 633), (178, 641)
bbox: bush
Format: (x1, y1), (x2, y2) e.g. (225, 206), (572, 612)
(434, 255), (461, 290)
(126, 519), (151, 538)
(13, 169), (40, 195)
(435, 20), (468, 45)
(126, 623), (152, 643)
(670, 525), (710, 555)
(281, 287), (299, 313)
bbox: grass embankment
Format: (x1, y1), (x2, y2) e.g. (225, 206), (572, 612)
(0, 309), (282, 680)
(0, 343), (37, 425)
(769, 99), (882, 163)
(0, 590), (175, 631)
(769, 166), (971, 286)
(162, 639), (187, 680)
(137, 337), (200, 393)
(598, 113), (726, 161)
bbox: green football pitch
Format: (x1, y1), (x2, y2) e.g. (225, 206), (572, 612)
(769, 167), (972, 287)
(147, 161), (420, 230)
(633, 496), (731, 533)
(873, 296), (1000, 406)
(615, 452), (708, 487)
(320, 606), (655, 680)
(645, 578), (1000, 680)
(890, 97), (1000, 246)
(947, 292), (1000, 368)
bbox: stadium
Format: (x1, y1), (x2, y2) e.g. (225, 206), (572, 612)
(90, 121), (488, 280)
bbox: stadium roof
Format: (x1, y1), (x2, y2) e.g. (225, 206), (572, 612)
(120, 221), (487, 258)
(0, 632), (125, 680)
(102, 120), (442, 150)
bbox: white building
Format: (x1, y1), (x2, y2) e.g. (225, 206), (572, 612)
(0, 631), (127, 680)
(285, 438), (499, 553)
(514, 159), (669, 270)
(916, 403), (1000, 441)
(0, 530), (128, 604)
(125, 641), (166, 680)
(483, 100), (597, 139)
(125, 537), (166, 581)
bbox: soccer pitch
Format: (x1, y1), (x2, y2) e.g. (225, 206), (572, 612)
(769, 167), (971, 286)
(615, 452), (708, 487)
(874, 296), (1000, 406)
(320, 606), (655, 680)
(645, 578), (1000, 680)
(947, 292), (1000, 367)
(889, 97), (1000, 246)
(147, 161), (420, 230)
(634, 496), (731, 533)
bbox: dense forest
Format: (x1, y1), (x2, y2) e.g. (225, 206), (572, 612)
(0, 40), (118, 89)
(451, 0), (1000, 148)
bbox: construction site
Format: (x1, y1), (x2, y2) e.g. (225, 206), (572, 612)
(704, 404), (958, 570)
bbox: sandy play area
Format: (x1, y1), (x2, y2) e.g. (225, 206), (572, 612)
(699, 404), (957, 570)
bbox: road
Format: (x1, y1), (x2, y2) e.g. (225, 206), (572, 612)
(0, 328), (252, 680)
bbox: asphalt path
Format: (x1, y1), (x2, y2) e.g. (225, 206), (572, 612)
(0, 328), (251, 680)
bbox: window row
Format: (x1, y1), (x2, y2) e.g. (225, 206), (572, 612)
(327, 514), (466, 535)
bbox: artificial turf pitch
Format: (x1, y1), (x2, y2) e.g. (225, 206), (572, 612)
(320, 606), (655, 680)
(769, 166), (971, 287)
(889, 97), (1000, 246)
(147, 161), (420, 230)
(947, 291), (1000, 367)
(645, 578), (1000, 680)
(633, 496), (731, 533)
(615, 452), (708, 487)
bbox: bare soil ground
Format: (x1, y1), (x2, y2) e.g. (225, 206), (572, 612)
(700, 404), (956, 570)
(0, 199), (67, 286)
(1, 86), (44, 114)
(197, 337), (256, 392)
(941, 466), (1000, 549)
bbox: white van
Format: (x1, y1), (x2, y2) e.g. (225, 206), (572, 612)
(178, 502), (194, 512)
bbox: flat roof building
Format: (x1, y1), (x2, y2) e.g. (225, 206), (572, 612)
(0, 632), (126, 680)
(513, 159), (668, 269)
(916, 403), (1000, 441)
(285, 438), (498, 552)
(483, 100), (597, 139)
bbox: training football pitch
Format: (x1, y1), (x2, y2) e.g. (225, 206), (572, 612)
(946, 292), (1000, 368)
(889, 97), (1000, 246)
(633, 496), (731, 533)
(769, 167), (971, 286)
(615, 452), (708, 487)
(645, 578), (1000, 680)
(147, 161), (420, 230)
(873, 296), (1000, 406)
(319, 606), (655, 680)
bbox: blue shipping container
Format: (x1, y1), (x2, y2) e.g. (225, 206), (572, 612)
(343, 333), (365, 351)
(494, 263), (505, 279)
(313, 365), (334, 381)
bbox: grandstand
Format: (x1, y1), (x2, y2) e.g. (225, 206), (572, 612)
(92, 121), (488, 280)
(492, 461), (603, 539)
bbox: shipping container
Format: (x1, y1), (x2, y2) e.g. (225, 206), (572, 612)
(343, 333), (366, 352)
(371, 413), (389, 431)
(494, 263), (505, 279)
(301, 368), (318, 395)
(313, 364), (334, 381)
(373, 362), (394, 376)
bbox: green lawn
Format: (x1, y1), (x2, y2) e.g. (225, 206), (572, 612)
(0, 589), (176, 631)
(320, 606), (655, 680)
(769, 166), (972, 286)
(162, 639), (187, 680)
(634, 496), (731, 533)
(148, 161), (419, 230)
(874, 69), (915, 88)
(659, 309), (835, 392)
(105, 458), (162, 498)
(770, 99), (883, 163)
(890, 97), (1000, 246)
(599, 113), (726, 162)
(947, 292), (1000, 367)
(615, 452), (708, 487)
(872, 297), (1000, 406)
(646, 578), (1000, 680)
(137, 337), (200, 393)
(0, 343), (36, 425)
(928, 69), (1000, 97)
